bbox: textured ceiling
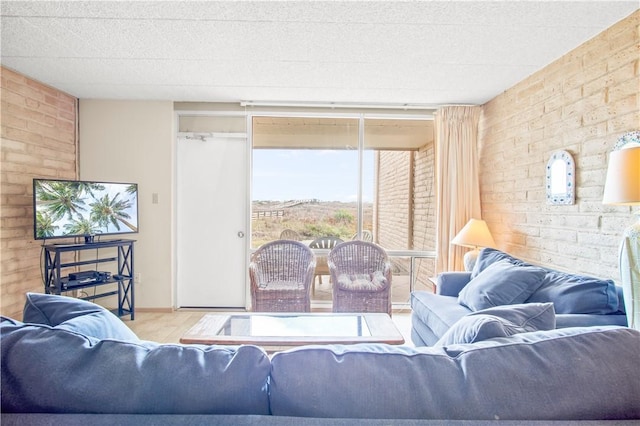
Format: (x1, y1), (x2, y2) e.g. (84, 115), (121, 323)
(1, 1), (638, 106)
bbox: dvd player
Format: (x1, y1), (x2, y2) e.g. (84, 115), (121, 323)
(69, 271), (99, 280)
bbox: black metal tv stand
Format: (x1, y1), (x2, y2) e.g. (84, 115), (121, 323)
(43, 239), (135, 320)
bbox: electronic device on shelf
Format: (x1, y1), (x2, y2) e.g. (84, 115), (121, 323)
(69, 271), (99, 281)
(61, 271), (112, 289)
(62, 278), (97, 289)
(68, 271), (111, 281)
(32, 178), (139, 241)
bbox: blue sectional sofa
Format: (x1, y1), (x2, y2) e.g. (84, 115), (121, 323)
(2, 293), (639, 424)
(411, 248), (627, 346)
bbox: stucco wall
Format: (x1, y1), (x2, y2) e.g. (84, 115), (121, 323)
(478, 10), (639, 279)
(79, 100), (174, 310)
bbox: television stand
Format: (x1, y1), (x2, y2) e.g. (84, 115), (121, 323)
(43, 239), (135, 319)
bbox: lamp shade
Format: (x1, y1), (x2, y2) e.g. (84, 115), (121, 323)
(451, 218), (496, 249)
(602, 146), (640, 205)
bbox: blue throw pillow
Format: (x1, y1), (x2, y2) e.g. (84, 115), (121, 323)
(23, 292), (139, 341)
(471, 248), (530, 278)
(468, 302), (556, 328)
(435, 302), (556, 346)
(458, 260), (546, 311)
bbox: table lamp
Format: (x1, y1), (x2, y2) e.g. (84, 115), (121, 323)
(602, 131), (640, 331)
(451, 218), (496, 271)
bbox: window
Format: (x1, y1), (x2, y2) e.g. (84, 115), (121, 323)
(251, 114), (437, 305)
(252, 117), (367, 247)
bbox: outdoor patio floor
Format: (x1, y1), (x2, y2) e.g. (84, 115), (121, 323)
(310, 272), (432, 309)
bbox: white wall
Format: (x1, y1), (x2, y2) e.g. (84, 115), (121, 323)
(79, 100), (174, 309)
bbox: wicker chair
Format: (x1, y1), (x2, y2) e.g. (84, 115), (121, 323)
(250, 240), (316, 312)
(309, 236), (343, 294)
(328, 241), (392, 315)
(350, 230), (373, 242)
(279, 229), (301, 240)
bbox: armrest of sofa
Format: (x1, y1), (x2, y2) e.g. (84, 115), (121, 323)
(615, 285), (626, 314)
(437, 272), (472, 296)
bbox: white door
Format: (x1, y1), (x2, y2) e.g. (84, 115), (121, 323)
(176, 134), (247, 308)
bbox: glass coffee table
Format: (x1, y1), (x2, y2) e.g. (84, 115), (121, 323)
(180, 312), (405, 351)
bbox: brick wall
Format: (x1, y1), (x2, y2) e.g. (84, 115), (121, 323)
(376, 144), (437, 285)
(377, 151), (411, 250)
(412, 144), (437, 286)
(0, 66), (77, 318)
(479, 11), (639, 279)
(412, 144), (437, 252)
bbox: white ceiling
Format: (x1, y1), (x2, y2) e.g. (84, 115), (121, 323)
(1, 1), (638, 107)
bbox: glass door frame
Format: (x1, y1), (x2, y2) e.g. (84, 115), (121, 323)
(246, 110), (437, 308)
(247, 110), (435, 240)
(174, 107), (437, 310)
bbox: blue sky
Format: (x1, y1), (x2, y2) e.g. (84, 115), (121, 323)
(252, 149), (374, 202)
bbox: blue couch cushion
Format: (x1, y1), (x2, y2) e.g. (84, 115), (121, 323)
(471, 247), (529, 278)
(22, 292), (139, 342)
(435, 303), (556, 346)
(556, 313), (627, 327)
(410, 292), (471, 340)
(0, 316), (271, 415)
(269, 327), (640, 420)
(458, 260), (546, 311)
(471, 248), (620, 314)
(527, 271), (620, 314)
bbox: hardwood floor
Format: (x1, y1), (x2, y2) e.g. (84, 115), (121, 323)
(122, 272), (423, 346)
(123, 308), (414, 347)
(122, 310), (207, 344)
(120, 269), (429, 347)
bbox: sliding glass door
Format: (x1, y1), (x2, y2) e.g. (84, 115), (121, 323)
(251, 113), (436, 306)
(364, 118), (437, 304)
(252, 116), (374, 248)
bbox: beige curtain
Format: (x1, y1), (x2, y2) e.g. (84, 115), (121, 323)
(435, 106), (482, 273)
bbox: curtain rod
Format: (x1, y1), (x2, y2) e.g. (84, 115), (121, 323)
(240, 100), (439, 110)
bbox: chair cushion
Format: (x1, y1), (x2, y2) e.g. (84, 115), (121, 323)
(435, 302), (556, 346)
(458, 260), (546, 311)
(337, 271), (387, 291)
(258, 280), (304, 291)
(22, 292), (139, 342)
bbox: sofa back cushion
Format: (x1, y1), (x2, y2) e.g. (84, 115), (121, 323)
(471, 248), (620, 314)
(527, 271), (620, 314)
(269, 327), (640, 420)
(1, 317), (271, 415)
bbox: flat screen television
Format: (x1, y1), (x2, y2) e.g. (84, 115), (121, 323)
(33, 178), (138, 241)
